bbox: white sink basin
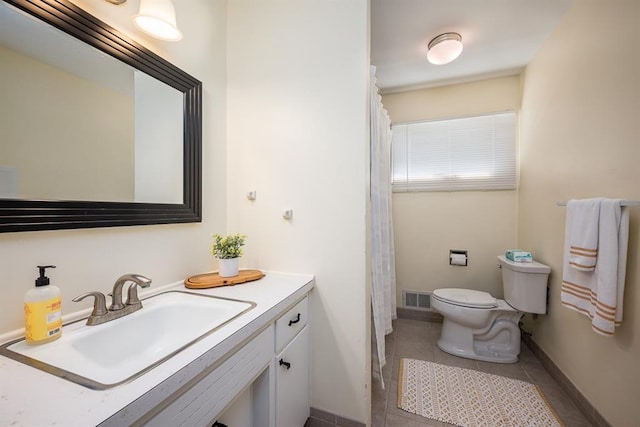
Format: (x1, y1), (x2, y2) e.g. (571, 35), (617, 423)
(0, 291), (255, 389)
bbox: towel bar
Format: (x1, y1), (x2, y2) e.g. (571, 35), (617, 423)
(557, 200), (640, 207)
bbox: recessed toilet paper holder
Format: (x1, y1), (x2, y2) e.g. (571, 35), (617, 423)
(449, 250), (468, 266)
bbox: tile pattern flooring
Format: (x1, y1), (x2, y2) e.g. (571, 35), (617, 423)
(372, 318), (593, 427)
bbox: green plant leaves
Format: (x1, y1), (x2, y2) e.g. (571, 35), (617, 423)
(211, 233), (247, 259)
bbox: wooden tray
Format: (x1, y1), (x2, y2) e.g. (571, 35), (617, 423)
(184, 269), (265, 289)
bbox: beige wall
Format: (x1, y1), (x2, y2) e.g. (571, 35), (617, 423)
(382, 76), (521, 301)
(0, 45), (134, 201)
(519, 1), (640, 425)
(226, 0), (370, 423)
(0, 0), (228, 336)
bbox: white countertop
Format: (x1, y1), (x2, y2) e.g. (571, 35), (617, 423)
(0, 271), (314, 427)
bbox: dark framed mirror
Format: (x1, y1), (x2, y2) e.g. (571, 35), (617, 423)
(0, 0), (202, 233)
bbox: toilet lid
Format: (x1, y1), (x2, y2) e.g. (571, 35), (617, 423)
(433, 288), (498, 309)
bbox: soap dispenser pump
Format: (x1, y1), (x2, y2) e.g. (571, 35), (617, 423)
(24, 265), (62, 344)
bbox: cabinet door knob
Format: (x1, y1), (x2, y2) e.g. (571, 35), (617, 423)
(288, 313), (301, 326)
(279, 358), (291, 370)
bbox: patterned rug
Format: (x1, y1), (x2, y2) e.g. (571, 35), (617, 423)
(398, 359), (564, 427)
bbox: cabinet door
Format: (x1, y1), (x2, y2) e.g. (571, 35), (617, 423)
(276, 326), (309, 427)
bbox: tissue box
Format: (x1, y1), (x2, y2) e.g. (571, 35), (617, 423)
(505, 249), (533, 263)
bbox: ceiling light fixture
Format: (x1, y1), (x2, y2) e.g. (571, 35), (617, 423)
(133, 0), (183, 42)
(427, 32), (463, 65)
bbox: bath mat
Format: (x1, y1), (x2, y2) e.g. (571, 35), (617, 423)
(398, 359), (563, 427)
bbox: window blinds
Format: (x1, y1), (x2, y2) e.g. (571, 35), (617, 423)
(391, 111), (516, 192)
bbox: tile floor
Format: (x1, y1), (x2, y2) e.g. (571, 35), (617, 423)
(372, 318), (593, 427)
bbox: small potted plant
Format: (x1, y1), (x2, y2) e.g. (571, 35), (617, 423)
(211, 233), (246, 277)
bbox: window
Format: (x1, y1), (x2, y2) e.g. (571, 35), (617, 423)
(391, 111), (516, 192)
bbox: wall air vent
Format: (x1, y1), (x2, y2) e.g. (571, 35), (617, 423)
(402, 290), (432, 311)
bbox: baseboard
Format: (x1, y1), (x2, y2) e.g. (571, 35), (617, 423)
(521, 334), (611, 427)
(305, 407), (365, 427)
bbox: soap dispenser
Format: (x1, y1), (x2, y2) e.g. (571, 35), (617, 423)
(24, 265), (62, 344)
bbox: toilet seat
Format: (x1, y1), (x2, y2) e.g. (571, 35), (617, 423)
(433, 288), (498, 309)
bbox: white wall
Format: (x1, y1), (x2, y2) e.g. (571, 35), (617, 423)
(226, 0), (370, 423)
(382, 76), (521, 301)
(0, 0), (228, 335)
(518, 1), (640, 425)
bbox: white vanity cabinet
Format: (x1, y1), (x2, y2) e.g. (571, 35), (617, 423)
(274, 297), (310, 427)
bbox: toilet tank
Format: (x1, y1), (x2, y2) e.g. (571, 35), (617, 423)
(497, 255), (551, 314)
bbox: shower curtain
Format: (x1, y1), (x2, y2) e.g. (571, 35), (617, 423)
(370, 66), (396, 389)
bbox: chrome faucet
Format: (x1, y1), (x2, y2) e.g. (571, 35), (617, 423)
(73, 274), (152, 326)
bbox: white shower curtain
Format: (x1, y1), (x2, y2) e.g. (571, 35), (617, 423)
(370, 66), (396, 389)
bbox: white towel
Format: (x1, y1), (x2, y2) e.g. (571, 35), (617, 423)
(567, 198), (602, 271)
(561, 199), (629, 336)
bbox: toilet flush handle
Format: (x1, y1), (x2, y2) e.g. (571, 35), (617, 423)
(497, 264), (502, 269)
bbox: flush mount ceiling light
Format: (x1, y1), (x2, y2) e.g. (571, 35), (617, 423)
(133, 0), (183, 42)
(427, 32), (463, 65)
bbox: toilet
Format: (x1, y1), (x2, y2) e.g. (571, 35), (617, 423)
(431, 255), (550, 363)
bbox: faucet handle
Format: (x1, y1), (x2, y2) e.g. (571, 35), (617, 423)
(125, 279), (151, 307)
(73, 292), (108, 325)
(110, 273), (152, 311)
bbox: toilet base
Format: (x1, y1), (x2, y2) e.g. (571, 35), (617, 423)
(436, 339), (519, 364)
(436, 315), (523, 364)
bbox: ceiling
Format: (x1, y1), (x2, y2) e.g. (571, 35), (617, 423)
(371, 0), (574, 93)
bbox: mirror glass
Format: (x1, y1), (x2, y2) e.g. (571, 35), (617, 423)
(0, 1), (183, 204)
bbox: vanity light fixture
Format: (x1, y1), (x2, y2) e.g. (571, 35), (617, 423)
(133, 0), (183, 42)
(427, 32), (463, 65)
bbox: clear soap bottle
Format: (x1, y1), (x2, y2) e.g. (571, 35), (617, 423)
(24, 265), (62, 344)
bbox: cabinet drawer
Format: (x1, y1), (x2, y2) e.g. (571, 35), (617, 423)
(275, 296), (308, 353)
